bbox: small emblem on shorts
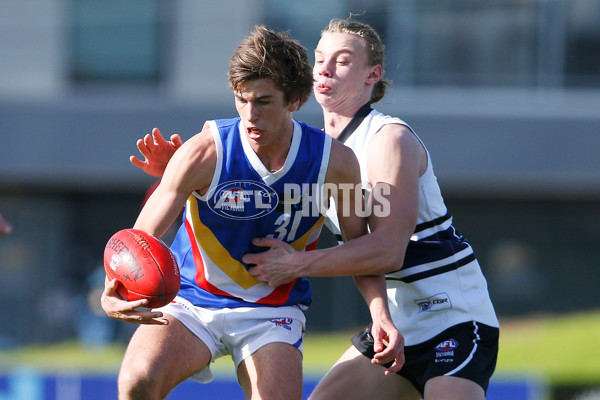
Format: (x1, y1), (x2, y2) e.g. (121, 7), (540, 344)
(270, 318), (293, 330)
(435, 338), (458, 362)
(415, 292), (452, 312)
(435, 338), (458, 351)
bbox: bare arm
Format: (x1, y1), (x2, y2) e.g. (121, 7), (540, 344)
(245, 139), (368, 283)
(246, 124), (424, 278)
(102, 125), (216, 325)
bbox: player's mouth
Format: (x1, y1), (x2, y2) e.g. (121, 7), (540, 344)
(247, 127), (264, 140)
(315, 83), (332, 94)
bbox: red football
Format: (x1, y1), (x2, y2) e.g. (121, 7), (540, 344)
(103, 228), (180, 308)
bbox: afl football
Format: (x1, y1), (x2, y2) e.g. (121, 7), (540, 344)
(104, 228), (180, 308)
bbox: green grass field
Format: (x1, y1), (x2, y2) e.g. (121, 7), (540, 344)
(1, 310), (599, 386)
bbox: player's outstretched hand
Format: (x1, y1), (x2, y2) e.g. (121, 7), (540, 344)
(130, 127), (183, 178)
(101, 278), (169, 325)
(244, 238), (298, 287)
(370, 318), (405, 375)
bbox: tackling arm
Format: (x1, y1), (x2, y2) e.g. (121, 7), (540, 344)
(248, 124), (423, 278)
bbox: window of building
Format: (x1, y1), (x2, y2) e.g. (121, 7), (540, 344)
(564, 0), (600, 87)
(261, 0), (600, 88)
(70, 0), (164, 83)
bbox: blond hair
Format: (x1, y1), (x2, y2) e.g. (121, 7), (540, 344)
(322, 18), (390, 103)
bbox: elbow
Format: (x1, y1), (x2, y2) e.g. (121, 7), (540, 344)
(372, 234), (405, 274)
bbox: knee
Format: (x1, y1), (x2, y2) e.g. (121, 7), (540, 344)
(118, 367), (165, 400)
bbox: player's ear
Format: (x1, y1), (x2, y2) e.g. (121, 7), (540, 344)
(366, 65), (382, 86)
(287, 96), (302, 112)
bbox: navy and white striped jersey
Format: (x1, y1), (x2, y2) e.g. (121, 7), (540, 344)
(327, 108), (499, 345)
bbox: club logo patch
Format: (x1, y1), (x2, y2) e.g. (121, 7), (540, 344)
(270, 317), (293, 330)
(435, 339), (458, 352)
(434, 338), (458, 363)
(207, 180), (279, 220)
(414, 292), (452, 312)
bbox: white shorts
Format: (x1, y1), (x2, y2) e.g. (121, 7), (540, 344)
(157, 296), (306, 383)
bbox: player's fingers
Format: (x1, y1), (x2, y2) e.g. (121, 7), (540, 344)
(251, 237), (293, 252)
(143, 133), (155, 148)
(103, 278), (119, 294)
(152, 127), (164, 143)
(170, 134), (183, 148)
(373, 334), (385, 354)
(241, 252), (260, 265)
(123, 298), (150, 310)
(130, 155), (146, 169)
(372, 347), (394, 365)
(136, 138), (152, 157)
(247, 265), (259, 277)
(384, 356), (405, 375)
(118, 312), (167, 325)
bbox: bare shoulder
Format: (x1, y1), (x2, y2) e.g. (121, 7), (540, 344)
(367, 123), (427, 179)
(330, 136), (357, 159)
(171, 122), (217, 167)
(163, 122), (217, 193)
(327, 138), (361, 185)
(369, 123), (423, 153)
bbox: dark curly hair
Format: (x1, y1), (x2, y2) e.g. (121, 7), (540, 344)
(228, 26), (313, 108)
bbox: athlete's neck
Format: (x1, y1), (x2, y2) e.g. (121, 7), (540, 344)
(322, 102), (370, 139)
(252, 121), (294, 173)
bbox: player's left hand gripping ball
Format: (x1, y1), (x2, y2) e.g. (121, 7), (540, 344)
(104, 229), (180, 308)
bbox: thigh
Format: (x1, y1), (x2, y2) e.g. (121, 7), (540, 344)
(424, 376), (485, 400)
(120, 314), (212, 394)
(309, 346), (421, 400)
(237, 342), (303, 400)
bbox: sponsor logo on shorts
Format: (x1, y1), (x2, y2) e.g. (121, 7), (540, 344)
(435, 338), (458, 351)
(434, 338), (458, 363)
(415, 292), (452, 312)
(270, 317), (293, 330)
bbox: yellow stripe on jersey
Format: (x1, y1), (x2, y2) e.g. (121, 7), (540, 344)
(186, 196), (259, 290)
(290, 215), (325, 250)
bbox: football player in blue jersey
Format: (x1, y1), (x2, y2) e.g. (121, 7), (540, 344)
(101, 25), (402, 400)
(126, 18), (499, 400)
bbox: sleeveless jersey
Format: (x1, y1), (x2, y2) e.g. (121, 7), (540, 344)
(326, 109), (499, 345)
(171, 118), (331, 309)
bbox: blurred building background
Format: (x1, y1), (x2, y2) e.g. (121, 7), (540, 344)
(0, 0), (599, 347)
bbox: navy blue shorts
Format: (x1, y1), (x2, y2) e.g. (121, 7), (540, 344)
(351, 321), (499, 397)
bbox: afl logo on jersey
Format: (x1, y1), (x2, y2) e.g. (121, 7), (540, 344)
(207, 180), (279, 220)
(435, 339), (458, 351)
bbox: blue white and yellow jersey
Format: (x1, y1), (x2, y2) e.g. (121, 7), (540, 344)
(170, 118), (331, 309)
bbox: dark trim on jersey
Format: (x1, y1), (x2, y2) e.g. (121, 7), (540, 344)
(402, 226), (470, 269)
(336, 102), (373, 143)
(387, 252), (477, 283)
(413, 213), (452, 234)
